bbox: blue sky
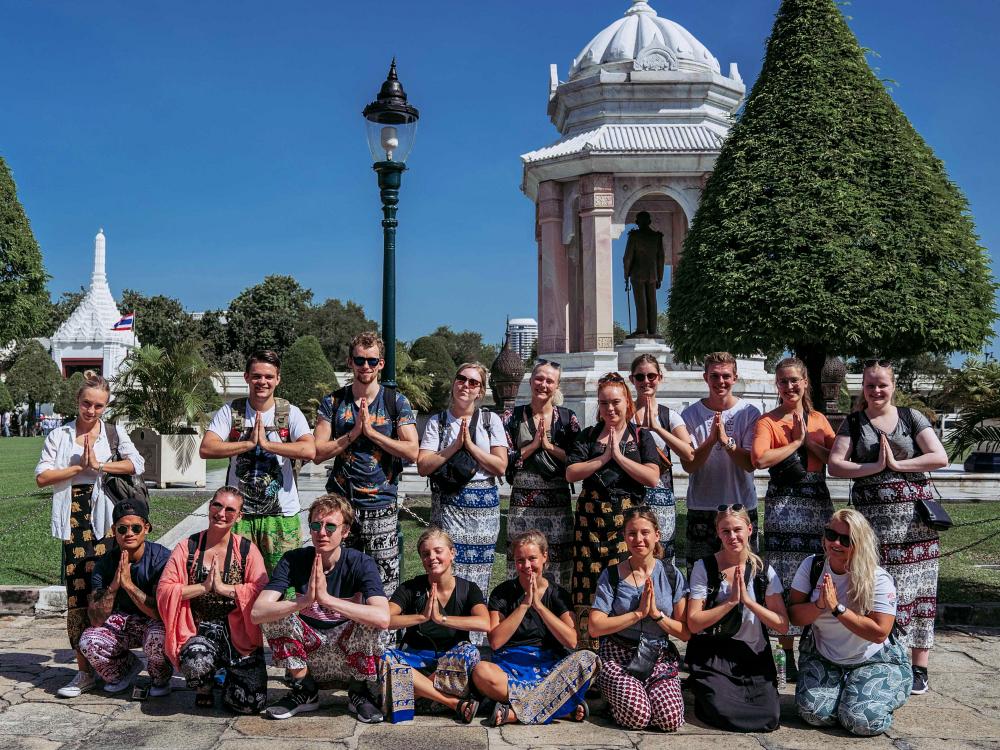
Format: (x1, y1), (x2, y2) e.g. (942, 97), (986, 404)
(1, 0), (997, 351)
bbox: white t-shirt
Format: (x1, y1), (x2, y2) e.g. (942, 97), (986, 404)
(689, 559), (783, 651)
(420, 409), (507, 482)
(681, 399), (760, 510)
(791, 554), (897, 664)
(632, 407), (684, 490)
(207, 400), (312, 516)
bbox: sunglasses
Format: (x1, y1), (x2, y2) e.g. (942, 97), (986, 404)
(717, 503), (745, 512)
(309, 521), (339, 535)
(210, 501), (239, 517)
(116, 523), (144, 535)
(536, 358), (562, 369)
(353, 356), (381, 368)
(823, 527), (852, 547)
(862, 358), (893, 369)
(632, 372), (660, 382)
(454, 374), (483, 389)
(599, 372), (625, 384)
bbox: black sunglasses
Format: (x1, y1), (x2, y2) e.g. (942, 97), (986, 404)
(599, 372), (625, 384)
(536, 358), (562, 369)
(632, 372), (660, 382)
(862, 358), (893, 369)
(717, 503), (745, 512)
(116, 523), (144, 535)
(309, 521), (339, 535)
(353, 356), (381, 368)
(454, 373), (483, 389)
(823, 527), (852, 547)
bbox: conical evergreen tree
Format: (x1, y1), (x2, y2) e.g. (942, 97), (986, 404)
(668, 0), (996, 405)
(0, 157), (50, 343)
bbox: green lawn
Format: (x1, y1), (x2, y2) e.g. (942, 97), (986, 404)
(0, 437), (207, 585)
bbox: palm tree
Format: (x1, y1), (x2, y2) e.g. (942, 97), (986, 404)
(940, 359), (1000, 459)
(394, 344), (433, 413)
(108, 342), (221, 433)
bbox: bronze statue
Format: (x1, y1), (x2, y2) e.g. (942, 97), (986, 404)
(623, 211), (665, 337)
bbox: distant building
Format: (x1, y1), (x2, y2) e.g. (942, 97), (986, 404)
(506, 318), (538, 361)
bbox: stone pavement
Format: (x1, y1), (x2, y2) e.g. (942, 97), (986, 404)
(2, 612), (998, 750)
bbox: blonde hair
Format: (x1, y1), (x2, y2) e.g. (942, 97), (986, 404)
(774, 357), (814, 412)
(451, 362), (489, 405)
(77, 370), (110, 401)
(623, 507), (665, 558)
(828, 508), (881, 614)
(511, 529), (549, 558)
(703, 352), (738, 373)
(308, 493), (355, 528)
(416, 526), (455, 556)
(531, 361), (564, 406)
(714, 506), (763, 576)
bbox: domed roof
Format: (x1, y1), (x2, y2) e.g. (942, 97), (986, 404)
(570, 0), (720, 79)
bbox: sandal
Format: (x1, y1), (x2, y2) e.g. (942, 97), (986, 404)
(195, 689), (214, 708)
(456, 697), (480, 724)
(571, 700), (590, 722)
(490, 701), (513, 727)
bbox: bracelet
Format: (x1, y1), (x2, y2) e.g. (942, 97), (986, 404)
(651, 613), (665, 622)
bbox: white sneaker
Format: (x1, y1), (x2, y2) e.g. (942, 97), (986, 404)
(104, 656), (144, 694)
(58, 671), (97, 698)
(149, 679), (173, 698)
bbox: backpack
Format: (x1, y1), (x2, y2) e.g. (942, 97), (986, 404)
(802, 554), (905, 639)
(103, 423), (150, 503)
(847, 407), (922, 462)
(229, 397), (292, 441)
(505, 404), (572, 483)
(430, 408), (495, 495)
(326, 385), (405, 489)
(698, 553), (768, 638)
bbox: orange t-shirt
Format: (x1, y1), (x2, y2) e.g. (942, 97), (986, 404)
(751, 409), (836, 473)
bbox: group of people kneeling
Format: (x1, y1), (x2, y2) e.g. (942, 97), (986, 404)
(62, 487), (912, 737)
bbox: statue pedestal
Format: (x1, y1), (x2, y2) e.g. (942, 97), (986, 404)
(615, 337), (680, 371)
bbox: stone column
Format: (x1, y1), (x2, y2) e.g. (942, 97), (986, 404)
(579, 174), (615, 351)
(537, 180), (569, 354)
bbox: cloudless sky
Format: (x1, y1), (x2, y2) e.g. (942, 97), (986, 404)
(2, 1), (997, 352)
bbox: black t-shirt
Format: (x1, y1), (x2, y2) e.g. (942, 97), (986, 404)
(566, 422), (659, 498)
(390, 574), (485, 653)
(488, 578), (573, 655)
(265, 547), (386, 630)
(91, 541), (171, 617)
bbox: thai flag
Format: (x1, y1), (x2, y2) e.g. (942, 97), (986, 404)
(111, 312), (135, 331)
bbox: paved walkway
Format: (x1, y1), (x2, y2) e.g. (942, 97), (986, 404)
(1, 613), (998, 750)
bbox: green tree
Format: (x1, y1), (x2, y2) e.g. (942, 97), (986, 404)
(613, 322), (627, 346)
(394, 344), (433, 413)
(226, 275), (313, 361)
(0, 157), (50, 342)
(429, 326), (497, 366)
(6, 340), (61, 429)
(296, 298), (378, 367)
(667, 0), (996, 411)
(937, 359), (1000, 458)
(42, 288), (86, 337)
(410, 335), (456, 410)
(0, 380), (14, 413)
(196, 310), (242, 370)
(120, 289), (196, 353)
(54, 372), (85, 417)
(280, 335), (338, 423)
(108, 342), (220, 433)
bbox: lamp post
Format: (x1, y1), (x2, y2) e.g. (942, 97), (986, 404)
(363, 59), (419, 387)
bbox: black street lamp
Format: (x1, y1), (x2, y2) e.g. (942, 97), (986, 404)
(363, 59), (419, 387)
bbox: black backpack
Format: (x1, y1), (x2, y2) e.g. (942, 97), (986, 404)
(847, 407), (922, 462)
(103, 423), (151, 503)
(326, 385), (405, 492)
(430, 408), (497, 495)
(697, 554), (768, 638)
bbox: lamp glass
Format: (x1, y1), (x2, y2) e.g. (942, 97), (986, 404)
(365, 119), (416, 163)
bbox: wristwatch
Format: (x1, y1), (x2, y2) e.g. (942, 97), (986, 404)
(725, 437), (737, 452)
(98, 461), (106, 472)
(440, 614), (448, 623)
(832, 604), (847, 618)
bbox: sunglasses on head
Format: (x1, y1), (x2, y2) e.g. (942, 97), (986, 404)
(599, 372), (625, 384)
(353, 356), (381, 368)
(632, 372), (660, 382)
(823, 527), (852, 547)
(309, 521), (339, 535)
(454, 373), (482, 389)
(717, 503), (745, 512)
(863, 358), (893, 369)
(536, 358), (562, 369)
(210, 501), (239, 517)
(116, 523), (144, 535)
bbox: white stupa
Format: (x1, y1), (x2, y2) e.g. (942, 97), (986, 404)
(50, 229), (139, 379)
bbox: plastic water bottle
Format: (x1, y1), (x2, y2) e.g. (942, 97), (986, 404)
(214, 668), (227, 687)
(774, 649), (786, 689)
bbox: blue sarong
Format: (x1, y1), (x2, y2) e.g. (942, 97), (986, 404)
(380, 641), (480, 723)
(493, 645), (599, 724)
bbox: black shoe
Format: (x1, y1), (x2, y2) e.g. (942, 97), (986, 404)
(784, 649), (798, 684)
(347, 683), (383, 724)
(263, 676), (319, 720)
(911, 666), (929, 695)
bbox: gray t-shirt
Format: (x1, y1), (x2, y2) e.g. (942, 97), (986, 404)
(681, 399), (760, 510)
(590, 559), (687, 643)
(689, 560), (783, 651)
(837, 407), (933, 464)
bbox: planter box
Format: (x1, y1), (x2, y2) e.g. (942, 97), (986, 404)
(130, 428), (206, 488)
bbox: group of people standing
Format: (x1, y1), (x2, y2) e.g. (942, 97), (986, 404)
(34, 334), (948, 737)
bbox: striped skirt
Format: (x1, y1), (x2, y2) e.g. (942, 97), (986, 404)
(852, 472), (939, 650)
(431, 479), (500, 605)
(764, 472), (834, 636)
(507, 470), (574, 588)
(644, 484), (677, 563)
